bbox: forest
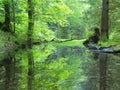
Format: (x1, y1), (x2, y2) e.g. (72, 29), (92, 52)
(0, 0), (120, 90)
(0, 0), (120, 46)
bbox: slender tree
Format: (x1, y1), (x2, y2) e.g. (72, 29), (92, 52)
(101, 0), (109, 41)
(27, 0), (34, 47)
(11, 0), (16, 33)
(3, 0), (11, 32)
(27, 0), (34, 90)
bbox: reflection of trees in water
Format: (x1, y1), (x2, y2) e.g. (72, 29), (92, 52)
(99, 53), (120, 90)
(4, 56), (13, 90)
(0, 46), (120, 90)
(46, 46), (84, 61)
(99, 54), (107, 90)
(0, 49), (35, 90)
(0, 54), (17, 90)
(81, 53), (108, 90)
(107, 54), (120, 90)
(80, 52), (99, 90)
(82, 52), (120, 90)
(27, 49), (34, 90)
(44, 46), (85, 89)
(46, 46), (103, 90)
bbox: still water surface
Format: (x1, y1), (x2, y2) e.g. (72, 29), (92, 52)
(0, 44), (120, 90)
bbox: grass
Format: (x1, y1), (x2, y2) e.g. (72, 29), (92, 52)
(52, 39), (85, 47)
(99, 39), (120, 47)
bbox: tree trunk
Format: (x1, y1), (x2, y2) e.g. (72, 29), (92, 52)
(27, 0), (34, 90)
(27, 0), (34, 48)
(11, 0), (16, 33)
(4, 0), (11, 32)
(101, 0), (109, 41)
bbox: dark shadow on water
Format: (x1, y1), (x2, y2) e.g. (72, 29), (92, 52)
(99, 54), (107, 90)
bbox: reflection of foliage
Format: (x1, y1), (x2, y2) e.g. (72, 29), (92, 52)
(34, 58), (73, 90)
(33, 45), (55, 62)
(34, 46), (86, 90)
(107, 54), (120, 90)
(48, 58), (72, 80)
(1, 41), (120, 90)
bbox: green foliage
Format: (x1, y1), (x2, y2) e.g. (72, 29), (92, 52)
(108, 0), (120, 44)
(33, 45), (55, 62)
(109, 30), (120, 43)
(45, 3), (72, 25)
(86, 29), (94, 38)
(33, 22), (55, 42)
(0, 0), (119, 45)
